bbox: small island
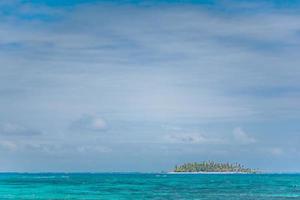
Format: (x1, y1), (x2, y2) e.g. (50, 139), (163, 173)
(171, 161), (257, 174)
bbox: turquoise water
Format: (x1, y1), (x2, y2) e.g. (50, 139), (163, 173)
(0, 173), (300, 199)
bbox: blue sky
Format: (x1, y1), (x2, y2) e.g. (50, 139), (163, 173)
(0, 0), (300, 172)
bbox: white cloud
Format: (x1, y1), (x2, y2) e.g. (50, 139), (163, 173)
(0, 122), (42, 136)
(165, 133), (207, 144)
(70, 115), (107, 132)
(0, 140), (17, 151)
(164, 128), (257, 146)
(77, 145), (111, 154)
(233, 127), (256, 144)
(268, 147), (284, 156)
(90, 117), (107, 130)
(164, 132), (225, 144)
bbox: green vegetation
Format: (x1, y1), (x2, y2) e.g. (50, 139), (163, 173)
(174, 161), (256, 173)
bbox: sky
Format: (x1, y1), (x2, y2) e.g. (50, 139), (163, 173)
(0, 0), (300, 172)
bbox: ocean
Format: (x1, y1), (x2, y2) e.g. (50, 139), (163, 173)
(0, 173), (299, 199)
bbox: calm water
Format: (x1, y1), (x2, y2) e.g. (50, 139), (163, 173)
(0, 173), (300, 199)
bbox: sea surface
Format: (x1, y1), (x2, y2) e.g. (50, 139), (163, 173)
(0, 173), (300, 199)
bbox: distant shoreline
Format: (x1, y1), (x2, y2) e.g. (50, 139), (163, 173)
(167, 171), (254, 174)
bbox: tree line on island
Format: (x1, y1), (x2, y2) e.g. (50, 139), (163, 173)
(173, 161), (257, 173)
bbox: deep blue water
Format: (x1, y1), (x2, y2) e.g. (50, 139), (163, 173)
(0, 173), (300, 199)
